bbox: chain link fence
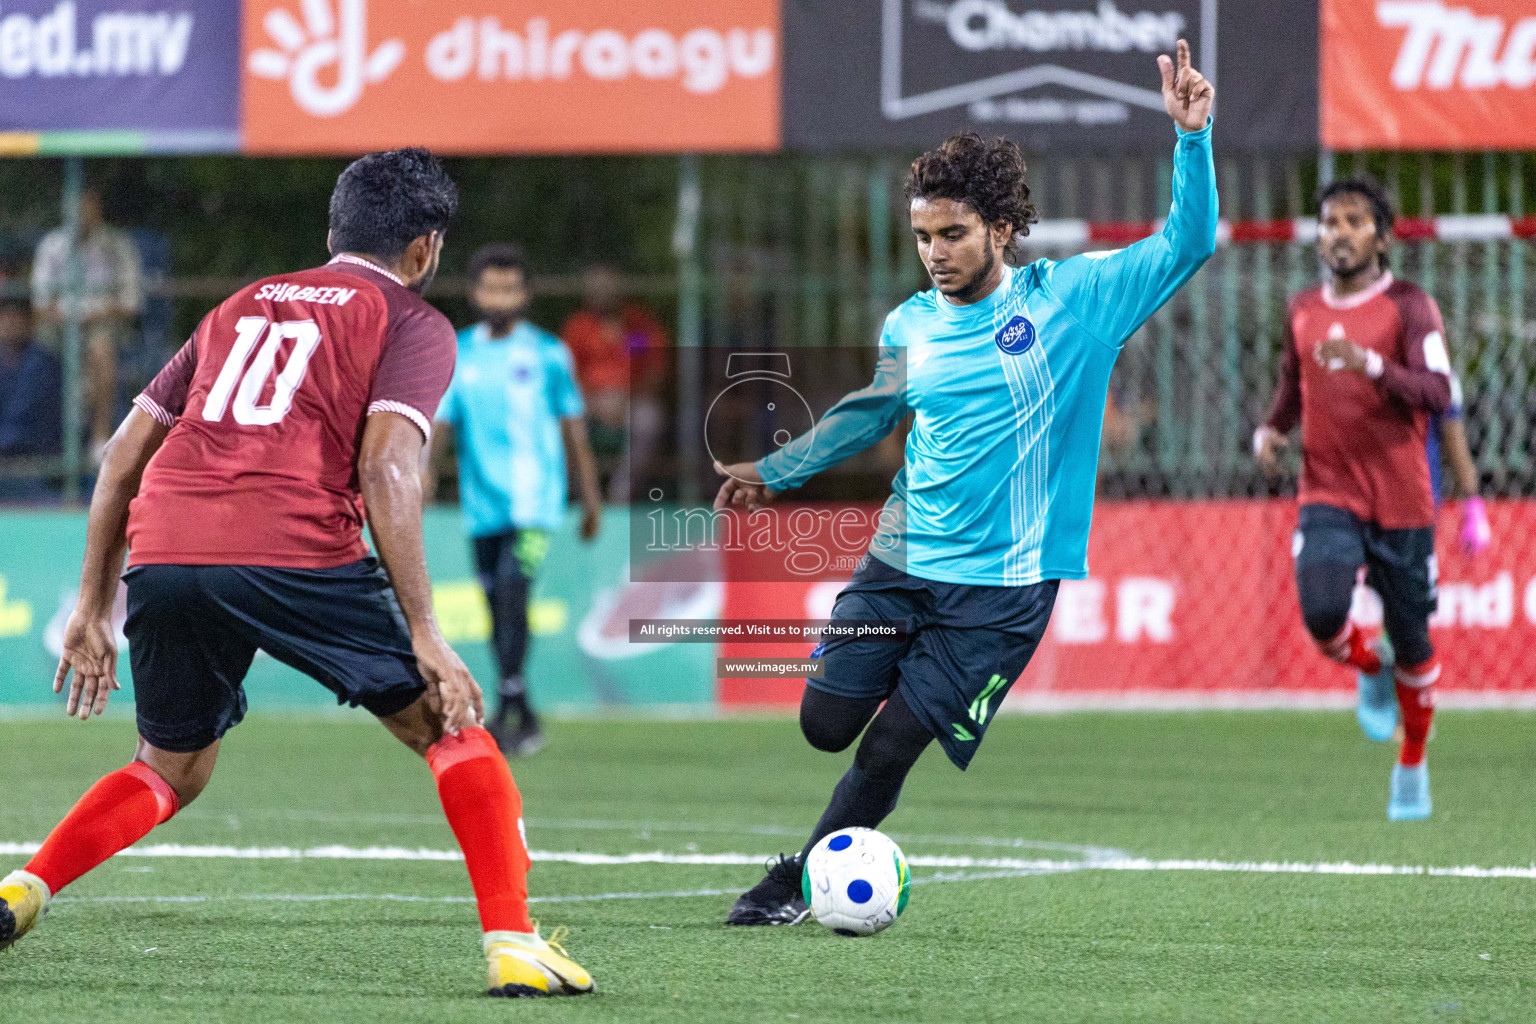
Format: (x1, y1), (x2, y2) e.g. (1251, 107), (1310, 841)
(688, 151), (1536, 500)
(2, 150), (1533, 503)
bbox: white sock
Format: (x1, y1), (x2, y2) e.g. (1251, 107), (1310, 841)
(2, 869), (52, 905)
(484, 929), (541, 952)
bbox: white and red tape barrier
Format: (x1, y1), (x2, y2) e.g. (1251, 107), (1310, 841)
(1021, 215), (1536, 249)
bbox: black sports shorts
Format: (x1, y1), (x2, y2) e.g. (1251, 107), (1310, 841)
(1293, 503), (1439, 619)
(808, 554), (1058, 770)
(123, 559), (427, 752)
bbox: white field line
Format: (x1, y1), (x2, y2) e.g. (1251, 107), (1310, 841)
(523, 819), (1126, 859)
(51, 870), (1068, 908)
(55, 888), (728, 906)
(167, 810), (1128, 860)
(5, 841), (1534, 879)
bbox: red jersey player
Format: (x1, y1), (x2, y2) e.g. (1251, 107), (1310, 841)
(1255, 177), (1452, 821)
(0, 150), (593, 998)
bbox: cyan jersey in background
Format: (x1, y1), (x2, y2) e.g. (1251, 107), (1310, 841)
(757, 122), (1218, 586)
(435, 321), (585, 537)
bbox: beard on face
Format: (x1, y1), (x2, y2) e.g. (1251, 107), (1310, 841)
(1324, 244), (1376, 280)
(476, 301), (528, 336)
(410, 250), (441, 296)
(938, 244), (997, 303)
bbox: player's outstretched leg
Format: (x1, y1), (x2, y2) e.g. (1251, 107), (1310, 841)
(1388, 657), (1438, 821)
(727, 690), (932, 926)
(380, 699), (592, 996)
(2, 742), (208, 950)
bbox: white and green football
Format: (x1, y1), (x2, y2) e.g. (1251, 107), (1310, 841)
(801, 827), (910, 936)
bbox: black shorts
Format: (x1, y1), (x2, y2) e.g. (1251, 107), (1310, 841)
(808, 554), (1058, 770)
(123, 559), (427, 752)
(1293, 503), (1439, 620)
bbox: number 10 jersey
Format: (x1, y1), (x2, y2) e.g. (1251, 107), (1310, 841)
(127, 257), (457, 568)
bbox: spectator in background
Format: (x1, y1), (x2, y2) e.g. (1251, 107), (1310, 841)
(0, 299), (63, 500)
(426, 243), (603, 756)
(31, 186), (143, 459)
(560, 264), (669, 502)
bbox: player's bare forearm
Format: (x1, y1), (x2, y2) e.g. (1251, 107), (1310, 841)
(1442, 418), (1480, 498)
(561, 417), (603, 510)
(78, 407), (168, 614)
(359, 412), (438, 633)
(362, 412), (483, 733)
(421, 421), (453, 504)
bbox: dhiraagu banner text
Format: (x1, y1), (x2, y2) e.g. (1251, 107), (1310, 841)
(0, 508), (715, 714)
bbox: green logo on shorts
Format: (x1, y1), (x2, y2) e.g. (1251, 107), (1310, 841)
(967, 674), (1008, 726)
(951, 723), (976, 742)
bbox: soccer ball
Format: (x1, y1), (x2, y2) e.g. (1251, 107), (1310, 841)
(801, 827), (910, 936)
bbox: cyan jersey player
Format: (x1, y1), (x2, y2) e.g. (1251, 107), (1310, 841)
(426, 244), (603, 756)
(714, 41), (1218, 926)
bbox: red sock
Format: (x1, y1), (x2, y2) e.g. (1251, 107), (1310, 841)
(1320, 621), (1381, 674)
(1395, 658), (1440, 767)
(24, 762), (179, 895)
(428, 727), (533, 934)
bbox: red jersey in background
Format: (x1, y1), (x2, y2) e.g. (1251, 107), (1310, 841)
(127, 256), (456, 568)
(560, 302), (668, 395)
(1265, 272), (1453, 530)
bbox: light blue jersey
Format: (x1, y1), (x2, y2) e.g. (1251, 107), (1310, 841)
(435, 321), (584, 537)
(757, 122), (1218, 586)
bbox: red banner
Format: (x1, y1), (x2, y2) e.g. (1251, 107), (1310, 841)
(1322, 0), (1536, 150)
(720, 500), (1536, 709)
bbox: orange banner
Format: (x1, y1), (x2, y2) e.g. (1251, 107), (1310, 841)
(241, 0), (780, 154)
(1322, 0), (1536, 150)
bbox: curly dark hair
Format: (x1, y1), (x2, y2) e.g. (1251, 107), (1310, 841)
(1317, 176), (1395, 271)
(904, 133), (1039, 266)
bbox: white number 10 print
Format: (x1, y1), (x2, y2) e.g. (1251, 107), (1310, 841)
(203, 317), (322, 426)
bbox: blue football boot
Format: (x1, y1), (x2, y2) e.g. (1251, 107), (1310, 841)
(1388, 761), (1432, 821)
(1356, 635), (1397, 743)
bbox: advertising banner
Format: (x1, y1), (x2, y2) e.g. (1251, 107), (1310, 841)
(240, 0), (781, 154)
(1322, 0), (1536, 150)
(0, 0), (239, 149)
(0, 508), (715, 713)
(781, 0), (1318, 152)
(719, 500), (1536, 709)
(7, 502), (1534, 714)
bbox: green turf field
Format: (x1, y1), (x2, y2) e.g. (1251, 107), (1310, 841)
(3, 711), (1534, 1023)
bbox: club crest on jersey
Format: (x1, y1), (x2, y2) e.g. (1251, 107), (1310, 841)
(995, 315), (1036, 355)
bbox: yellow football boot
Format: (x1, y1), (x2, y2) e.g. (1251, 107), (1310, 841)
(484, 924), (594, 998)
(0, 870), (50, 951)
